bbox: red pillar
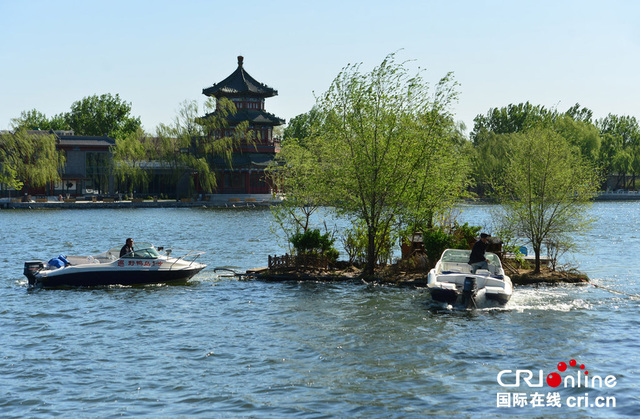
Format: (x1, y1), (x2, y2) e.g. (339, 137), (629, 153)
(245, 172), (251, 194)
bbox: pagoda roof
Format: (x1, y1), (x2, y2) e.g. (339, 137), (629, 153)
(204, 109), (285, 127)
(203, 56), (278, 98)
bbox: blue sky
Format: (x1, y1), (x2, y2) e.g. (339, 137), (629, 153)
(1, 0), (639, 133)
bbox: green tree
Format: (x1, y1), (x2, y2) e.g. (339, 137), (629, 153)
(266, 137), (327, 248)
(471, 103), (557, 196)
(10, 109), (69, 131)
(154, 98), (253, 196)
(274, 54), (466, 276)
(112, 127), (152, 196)
(554, 114), (601, 163)
(0, 132), (23, 189)
(470, 130), (512, 198)
(290, 228), (339, 262)
(471, 102), (556, 143)
(493, 128), (600, 273)
(0, 129), (64, 192)
(597, 114), (640, 189)
(282, 107), (322, 145)
(565, 103), (594, 124)
(65, 93), (141, 139)
(471, 102), (601, 195)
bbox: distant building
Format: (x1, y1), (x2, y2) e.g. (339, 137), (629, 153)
(2, 56), (285, 199)
(0, 130), (115, 197)
(56, 132), (115, 196)
(201, 56), (285, 195)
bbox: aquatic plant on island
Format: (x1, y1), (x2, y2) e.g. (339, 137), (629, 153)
(290, 228), (339, 265)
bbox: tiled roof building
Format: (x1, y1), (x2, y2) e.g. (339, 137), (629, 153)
(202, 56), (284, 194)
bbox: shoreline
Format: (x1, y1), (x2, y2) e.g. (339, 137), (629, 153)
(0, 196), (278, 210)
(3, 190), (640, 210)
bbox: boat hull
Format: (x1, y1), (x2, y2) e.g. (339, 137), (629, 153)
(429, 287), (459, 305)
(427, 249), (513, 309)
(29, 266), (205, 288)
(25, 243), (207, 288)
(428, 286), (511, 308)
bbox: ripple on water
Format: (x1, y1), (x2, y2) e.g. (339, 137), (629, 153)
(1, 205), (639, 417)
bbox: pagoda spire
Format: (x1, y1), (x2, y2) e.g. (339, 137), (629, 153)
(202, 56), (277, 98)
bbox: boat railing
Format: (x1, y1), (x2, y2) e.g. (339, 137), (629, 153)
(161, 248), (205, 268)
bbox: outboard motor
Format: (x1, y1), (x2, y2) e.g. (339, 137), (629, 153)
(462, 276), (477, 308)
(24, 261), (44, 285)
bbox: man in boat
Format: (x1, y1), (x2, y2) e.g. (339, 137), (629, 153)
(120, 238), (134, 258)
(469, 233), (490, 273)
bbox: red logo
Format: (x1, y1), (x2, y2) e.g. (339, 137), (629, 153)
(547, 359), (587, 387)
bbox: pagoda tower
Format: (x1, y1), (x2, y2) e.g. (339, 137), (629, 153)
(202, 56), (285, 195)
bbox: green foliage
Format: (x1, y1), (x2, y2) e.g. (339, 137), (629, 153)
(565, 103), (593, 124)
(341, 227), (365, 265)
(493, 127), (601, 273)
(155, 98), (254, 194)
(10, 109), (69, 131)
(65, 93), (141, 139)
(282, 107), (322, 146)
(471, 102), (556, 142)
(12, 93), (140, 140)
(290, 228), (339, 262)
(422, 228), (454, 266)
(470, 102), (603, 196)
(596, 113), (640, 189)
(0, 129), (64, 190)
(112, 127), (151, 194)
(450, 222), (482, 248)
(554, 114), (601, 163)
(290, 228), (334, 253)
(273, 53), (467, 275)
(6, 94), (251, 196)
(0, 132), (23, 189)
(420, 223), (481, 267)
(341, 221), (394, 266)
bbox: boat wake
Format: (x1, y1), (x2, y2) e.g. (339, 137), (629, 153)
(500, 287), (592, 312)
(428, 286), (593, 313)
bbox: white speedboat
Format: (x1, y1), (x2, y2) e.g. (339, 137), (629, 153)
(23, 242), (206, 288)
(427, 249), (512, 308)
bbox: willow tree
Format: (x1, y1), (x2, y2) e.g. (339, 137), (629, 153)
(266, 130), (330, 248)
(275, 54), (467, 275)
(153, 98), (254, 196)
(0, 129), (64, 193)
(112, 127), (152, 196)
(494, 128), (601, 273)
(597, 114), (640, 189)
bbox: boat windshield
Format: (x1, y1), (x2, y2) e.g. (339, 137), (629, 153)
(130, 247), (161, 259)
(440, 249), (501, 265)
(119, 242), (160, 259)
(92, 242), (160, 261)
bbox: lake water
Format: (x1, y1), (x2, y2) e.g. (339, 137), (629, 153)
(1, 202), (638, 418)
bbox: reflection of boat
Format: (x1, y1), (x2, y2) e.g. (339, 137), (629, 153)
(427, 249), (512, 308)
(23, 242), (206, 288)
